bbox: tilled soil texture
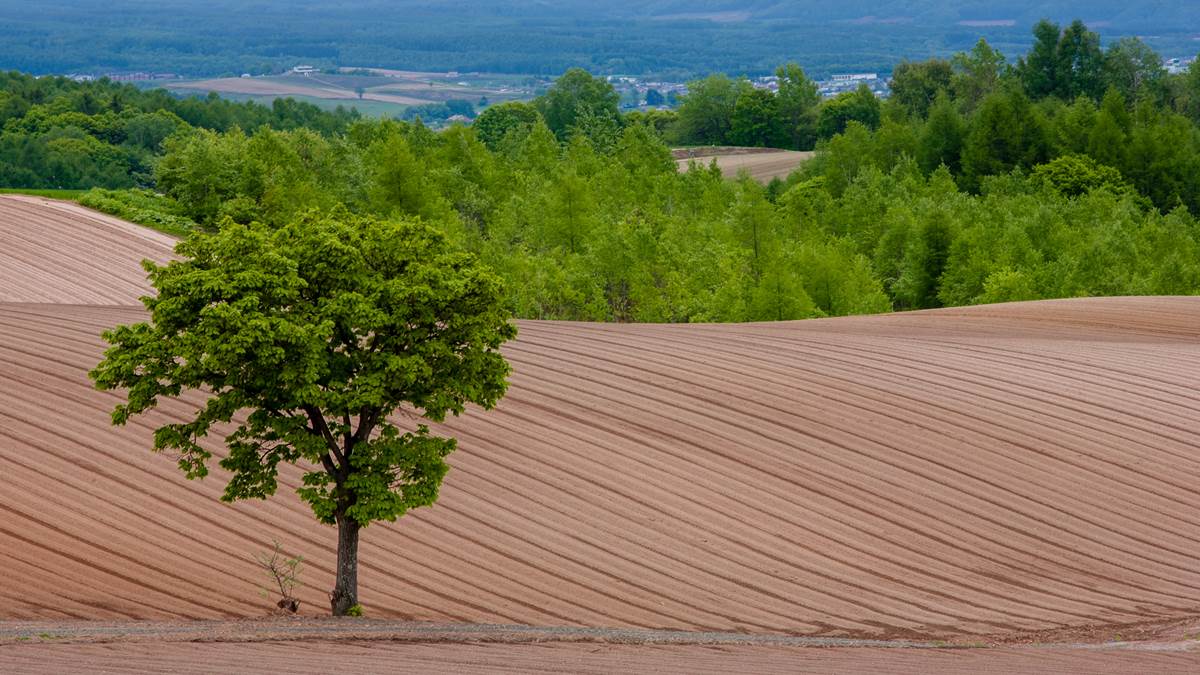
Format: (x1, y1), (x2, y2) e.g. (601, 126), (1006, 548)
(674, 148), (815, 182)
(2, 197), (1200, 649)
(3, 297), (1200, 640)
(0, 196), (175, 304)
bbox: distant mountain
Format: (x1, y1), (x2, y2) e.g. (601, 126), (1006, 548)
(0, 1), (1196, 79)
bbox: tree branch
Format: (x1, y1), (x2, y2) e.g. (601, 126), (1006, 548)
(352, 408), (378, 447)
(304, 405), (346, 468)
(319, 452), (339, 478)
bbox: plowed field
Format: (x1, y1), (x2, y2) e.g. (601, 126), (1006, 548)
(1, 196), (1198, 670)
(674, 147), (815, 182)
(0, 196), (174, 304)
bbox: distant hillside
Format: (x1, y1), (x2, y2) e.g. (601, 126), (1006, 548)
(634, 1), (1200, 27)
(1, 1), (1197, 79)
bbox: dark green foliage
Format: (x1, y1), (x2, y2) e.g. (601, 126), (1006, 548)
(1056, 20), (1106, 101)
(1103, 37), (1165, 104)
(961, 89), (1050, 191)
(917, 92), (965, 174)
(399, 99), (475, 123)
(775, 63), (821, 150)
(534, 69), (621, 142)
(672, 74), (744, 146)
(890, 59), (954, 118)
(469, 101), (541, 151)
(951, 39), (1008, 112)
(729, 88), (785, 148)
(1019, 20), (1063, 100)
(818, 85), (882, 139)
(0, 71), (358, 191)
(16, 22), (1200, 327)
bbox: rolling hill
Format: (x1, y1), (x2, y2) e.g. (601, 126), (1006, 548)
(1, 195), (1199, 644)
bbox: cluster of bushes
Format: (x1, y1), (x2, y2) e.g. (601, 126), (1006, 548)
(77, 188), (195, 236)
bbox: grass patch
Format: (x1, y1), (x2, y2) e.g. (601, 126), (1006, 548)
(0, 188), (87, 199)
(78, 188), (197, 238)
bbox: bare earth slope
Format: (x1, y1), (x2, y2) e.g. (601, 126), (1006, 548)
(2, 296), (1200, 641)
(674, 148), (814, 183)
(0, 196), (175, 304)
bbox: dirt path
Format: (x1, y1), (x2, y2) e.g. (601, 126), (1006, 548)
(0, 618), (939, 647)
(2, 619), (1198, 675)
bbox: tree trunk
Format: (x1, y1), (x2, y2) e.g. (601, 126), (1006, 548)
(330, 514), (360, 616)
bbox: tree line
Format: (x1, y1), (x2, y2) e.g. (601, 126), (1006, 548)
(0, 72), (359, 190)
(6, 19), (1200, 321)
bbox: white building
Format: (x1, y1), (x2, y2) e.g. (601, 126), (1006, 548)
(830, 73), (878, 83)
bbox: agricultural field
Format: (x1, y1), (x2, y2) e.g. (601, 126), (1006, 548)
(674, 147), (816, 183)
(166, 70), (536, 118)
(2, 196), (1200, 671)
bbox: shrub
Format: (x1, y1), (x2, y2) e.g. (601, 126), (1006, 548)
(78, 188), (197, 236)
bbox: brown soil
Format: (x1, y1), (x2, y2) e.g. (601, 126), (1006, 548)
(1, 619), (1198, 674)
(0, 196), (175, 304)
(3, 641), (1195, 675)
(674, 148), (816, 182)
(2, 198), (1200, 670)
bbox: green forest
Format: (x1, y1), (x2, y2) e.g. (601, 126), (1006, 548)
(5, 1), (1200, 79)
(5, 19), (1200, 322)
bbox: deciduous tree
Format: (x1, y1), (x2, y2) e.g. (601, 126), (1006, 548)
(90, 210), (517, 616)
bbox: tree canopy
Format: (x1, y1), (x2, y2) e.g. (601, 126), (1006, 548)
(90, 209), (517, 615)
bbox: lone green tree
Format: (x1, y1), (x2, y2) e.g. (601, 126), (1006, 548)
(89, 210), (517, 616)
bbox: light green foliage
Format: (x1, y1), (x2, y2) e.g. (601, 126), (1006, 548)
(90, 210), (517, 529)
(78, 188), (196, 236)
(1031, 155), (1132, 199)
